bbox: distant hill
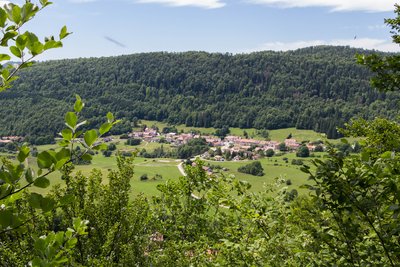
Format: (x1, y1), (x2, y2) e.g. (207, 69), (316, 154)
(0, 46), (398, 143)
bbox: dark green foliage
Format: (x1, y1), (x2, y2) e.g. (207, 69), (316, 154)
(291, 159), (303, 165)
(296, 145), (310, 157)
(284, 189), (298, 202)
(258, 129), (270, 139)
(103, 150), (112, 157)
(214, 125), (230, 138)
(126, 138), (141, 146)
(140, 173), (148, 181)
(121, 151), (133, 157)
(1, 47), (398, 141)
(162, 125), (178, 134)
(278, 142), (287, 151)
(107, 143), (116, 151)
(119, 134), (129, 139)
(238, 161), (264, 176)
(314, 144), (324, 152)
(265, 148), (275, 157)
(176, 138), (209, 159)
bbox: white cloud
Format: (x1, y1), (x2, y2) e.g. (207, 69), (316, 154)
(136, 0), (226, 9)
(248, 38), (400, 52)
(367, 24), (387, 30)
(248, 0), (397, 12)
(69, 0), (97, 3)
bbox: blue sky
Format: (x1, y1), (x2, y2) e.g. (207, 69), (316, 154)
(3, 0), (399, 60)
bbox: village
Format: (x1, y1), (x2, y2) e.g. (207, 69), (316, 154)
(128, 127), (323, 161)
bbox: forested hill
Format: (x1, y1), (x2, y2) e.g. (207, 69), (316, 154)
(1, 46), (399, 143)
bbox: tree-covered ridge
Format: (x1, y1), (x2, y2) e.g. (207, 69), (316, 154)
(1, 46), (399, 142)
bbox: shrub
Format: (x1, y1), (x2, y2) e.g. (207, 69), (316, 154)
(238, 161), (264, 176)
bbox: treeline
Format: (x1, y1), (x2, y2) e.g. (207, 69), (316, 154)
(1, 46), (399, 142)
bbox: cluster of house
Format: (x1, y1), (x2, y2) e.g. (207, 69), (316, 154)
(0, 136), (23, 144)
(129, 128), (320, 161)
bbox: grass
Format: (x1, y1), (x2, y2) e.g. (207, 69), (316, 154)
(16, 122), (336, 198)
(27, 153), (182, 197)
(26, 148), (316, 198)
(205, 152), (320, 195)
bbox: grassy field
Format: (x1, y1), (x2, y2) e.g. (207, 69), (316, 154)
(205, 152), (319, 195)
(27, 153), (182, 197)
(25, 148), (319, 198)
(17, 123), (337, 198)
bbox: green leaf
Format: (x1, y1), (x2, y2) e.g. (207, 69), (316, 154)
(19, 61), (34, 69)
(80, 153), (92, 162)
(40, 197), (55, 212)
(43, 40), (62, 50)
(84, 130), (98, 147)
(74, 95), (84, 112)
(65, 112), (77, 129)
(40, 0), (53, 7)
(28, 192), (42, 209)
(16, 35), (27, 50)
(30, 41), (43, 56)
(0, 210), (13, 228)
(0, 184), (13, 199)
(28, 193), (55, 212)
(37, 151), (54, 169)
(361, 151), (370, 162)
(0, 54), (10, 61)
(60, 194), (74, 205)
(1, 31), (18, 46)
(66, 237), (78, 249)
(11, 4), (21, 24)
(59, 26), (70, 39)
(10, 46), (21, 58)
(93, 143), (108, 151)
(55, 148), (70, 169)
(56, 148), (70, 161)
(17, 145), (30, 162)
(0, 8), (6, 28)
(61, 128), (73, 141)
(106, 112), (114, 123)
(381, 151), (392, 159)
(25, 168), (34, 183)
(99, 122), (112, 135)
(33, 177), (50, 188)
(20, 2), (36, 23)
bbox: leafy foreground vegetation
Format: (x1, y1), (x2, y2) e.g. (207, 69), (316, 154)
(1, 1), (400, 266)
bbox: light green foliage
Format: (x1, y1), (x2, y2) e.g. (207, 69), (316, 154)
(356, 5), (400, 92)
(0, 0), (70, 91)
(301, 136), (400, 265)
(0, 94), (118, 264)
(341, 117), (400, 154)
(31, 218), (88, 267)
(298, 8), (400, 265)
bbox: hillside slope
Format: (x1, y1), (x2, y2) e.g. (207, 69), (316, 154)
(0, 46), (398, 142)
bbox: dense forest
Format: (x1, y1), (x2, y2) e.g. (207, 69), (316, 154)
(1, 46), (399, 143)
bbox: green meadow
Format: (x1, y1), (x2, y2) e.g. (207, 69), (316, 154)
(17, 125), (340, 198)
(26, 148), (319, 198)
